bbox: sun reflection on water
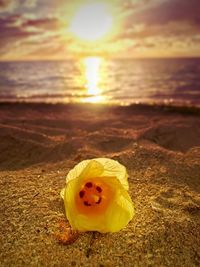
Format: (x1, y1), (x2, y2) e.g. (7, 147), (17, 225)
(81, 56), (106, 103)
(84, 57), (101, 95)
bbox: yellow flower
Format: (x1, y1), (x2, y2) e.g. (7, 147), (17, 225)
(61, 158), (134, 233)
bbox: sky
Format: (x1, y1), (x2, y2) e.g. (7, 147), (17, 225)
(0, 0), (200, 60)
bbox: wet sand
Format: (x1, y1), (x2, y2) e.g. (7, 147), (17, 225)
(0, 103), (200, 267)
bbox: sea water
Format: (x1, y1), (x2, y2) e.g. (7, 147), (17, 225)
(0, 58), (200, 106)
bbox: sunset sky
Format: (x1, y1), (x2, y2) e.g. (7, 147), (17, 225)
(0, 0), (200, 60)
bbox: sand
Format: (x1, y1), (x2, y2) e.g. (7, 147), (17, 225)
(0, 103), (200, 267)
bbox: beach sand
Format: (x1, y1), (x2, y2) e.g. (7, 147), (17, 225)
(0, 103), (200, 267)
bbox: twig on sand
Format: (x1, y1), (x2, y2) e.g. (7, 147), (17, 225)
(86, 231), (99, 258)
(32, 192), (39, 199)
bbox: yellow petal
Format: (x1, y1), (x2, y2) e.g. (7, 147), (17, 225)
(66, 159), (103, 183)
(95, 158), (129, 190)
(68, 213), (107, 232)
(66, 158), (129, 190)
(104, 187), (134, 232)
(63, 179), (78, 227)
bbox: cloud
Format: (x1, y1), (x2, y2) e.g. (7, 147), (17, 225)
(130, 0), (200, 25)
(115, 0), (200, 57)
(22, 17), (61, 30)
(0, 15), (38, 58)
(0, 16), (38, 39)
(121, 21), (200, 40)
(0, 0), (38, 13)
(0, 0), (17, 12)
(0, 14), (65, 59)
(23, 0), (38, 9)
(0, 0), (12, 9)
(1, 0), (200, 59)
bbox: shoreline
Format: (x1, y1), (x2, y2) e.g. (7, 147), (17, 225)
(0, 100), (200, 113)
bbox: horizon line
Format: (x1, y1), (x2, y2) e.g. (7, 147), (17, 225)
(1, 56), (200, 62)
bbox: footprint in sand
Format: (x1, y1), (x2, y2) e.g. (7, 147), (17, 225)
(142, 124), (200, 152)
(151, 188), (200, 215)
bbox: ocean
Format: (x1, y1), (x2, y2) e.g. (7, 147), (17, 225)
(0, 58), (200, 106)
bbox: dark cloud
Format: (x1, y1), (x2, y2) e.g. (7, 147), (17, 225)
(0, 15), (39, 57)
(131, 0), (200, 25)
(0, 15), (62, 42)
(0, 14), (63, 58)
(0, 16), (38, 39)
(22, 17), (61, 30)
(118, 0), (200, 50)
(120, 21), (200, 40)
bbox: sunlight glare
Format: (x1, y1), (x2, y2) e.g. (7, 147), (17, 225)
(69, 2), (114, 41)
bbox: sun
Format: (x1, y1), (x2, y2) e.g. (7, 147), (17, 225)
(69, 1), (114, 42)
